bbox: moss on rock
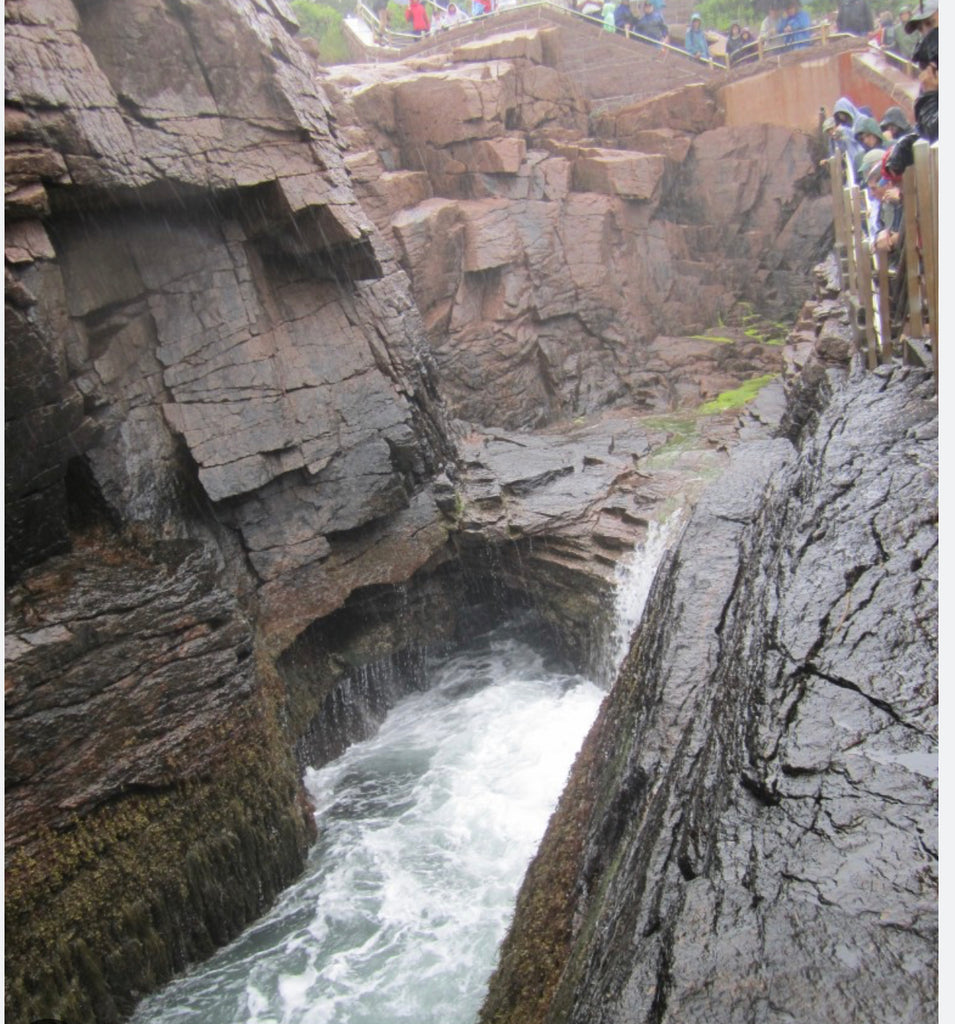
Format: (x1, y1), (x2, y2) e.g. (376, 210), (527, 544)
(4, 661), (314, 1024)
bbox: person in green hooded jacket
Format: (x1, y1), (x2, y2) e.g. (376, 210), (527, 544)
(852, 114), (886, 180)
(684, 13), (710, 60)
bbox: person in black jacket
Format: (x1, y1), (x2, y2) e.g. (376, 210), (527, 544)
(725, 22), (744, 64)
(884, 26), (938, 178)
(912, 27), (939, 142)
(837, 0), (874, 36)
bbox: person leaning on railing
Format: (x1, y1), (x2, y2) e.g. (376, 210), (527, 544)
(778, 0), (812, 50)
(632, 0), (668, 45)
(733, 25), (758, 64)
(614, 0), (638, 35)
(759, 5), (781, 43)
(885, 19), (938, 180)
(684, 13), (711, 62)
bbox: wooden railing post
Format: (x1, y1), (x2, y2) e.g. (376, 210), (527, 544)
(913, 141), (938, 380)
(828, 156), (851, 288)
(902, 164), (923, 342)
(846, 183), (862, 298)
(875, 248), (892, 363)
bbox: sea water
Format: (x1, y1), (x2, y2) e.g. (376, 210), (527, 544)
(130, 632), (603, 1024)
(130, 520), (676, 1024)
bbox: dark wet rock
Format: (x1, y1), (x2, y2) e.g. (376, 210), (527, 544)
(5, 540), (256, 842)
(4, 1), (932, 1020)
(480, 364), (937, 1024)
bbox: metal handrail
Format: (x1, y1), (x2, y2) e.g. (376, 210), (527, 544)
(348, 3), (898, 77)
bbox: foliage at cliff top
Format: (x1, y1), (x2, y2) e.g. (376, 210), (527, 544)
(292, 0), (350, 63)
(691, 0), (833, 32)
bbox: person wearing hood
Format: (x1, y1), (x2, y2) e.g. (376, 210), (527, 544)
(879, 106), (913, 140)
(854, 114), (886, 150)
(684, 13), (710, 60)
(602, 0), (617, 31)
(830, 96), (865, 172)
(833, 95), (861, 127)
(852, 114), (886, 178)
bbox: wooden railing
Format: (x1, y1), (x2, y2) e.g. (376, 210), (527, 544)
(828, 140), (938, 384)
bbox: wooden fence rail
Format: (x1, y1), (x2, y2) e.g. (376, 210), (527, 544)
(828, 140), (938, 386)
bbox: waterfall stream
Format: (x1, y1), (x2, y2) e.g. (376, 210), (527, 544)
(131, 527), (673, 1024)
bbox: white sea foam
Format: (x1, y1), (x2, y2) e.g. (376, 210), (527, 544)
(131, 630), (603, 1024)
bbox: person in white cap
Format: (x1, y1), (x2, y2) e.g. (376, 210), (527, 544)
(903, 0), (938, 36)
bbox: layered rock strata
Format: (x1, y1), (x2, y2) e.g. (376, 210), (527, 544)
(4, 1), (885, 1021)
(323, 31), (829, 429)
(480, 361), (938, 1024)
(5, 1), (453, 1019)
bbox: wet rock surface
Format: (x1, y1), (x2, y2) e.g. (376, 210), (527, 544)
(480, 364), (937, 1024)
(5, 539), (257, 842)
(3, 0), (934, 1020)
(325, 44), (821, 430)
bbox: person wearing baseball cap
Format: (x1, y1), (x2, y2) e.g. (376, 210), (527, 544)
(903, 0), (938, 35)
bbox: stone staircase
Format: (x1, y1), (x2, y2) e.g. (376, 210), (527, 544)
(548, 17), (709, 111)
(346, 5), (711, 111)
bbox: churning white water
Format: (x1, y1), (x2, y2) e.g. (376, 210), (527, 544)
(131, 526), (674, 1024)
(609, 514), (684, 674)
(131, 632), (601, 1024)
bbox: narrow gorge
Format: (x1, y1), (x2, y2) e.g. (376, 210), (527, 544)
(4, 2), (937, 1023)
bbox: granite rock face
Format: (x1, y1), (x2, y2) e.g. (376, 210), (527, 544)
(4, 2), (921, 1021)
(5, 0), (452, 608)
(324, 41), (826, 430)
(4, 2), (453, 1019)
(480, 364), (938, 1024)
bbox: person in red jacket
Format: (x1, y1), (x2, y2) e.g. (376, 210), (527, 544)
(406, 0), (431, 35)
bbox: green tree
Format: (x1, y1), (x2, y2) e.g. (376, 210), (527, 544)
(291, 0), (351, 63)
(692, 1), (834, 33)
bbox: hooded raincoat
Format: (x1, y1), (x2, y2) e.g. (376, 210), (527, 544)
(684, 14), (710, 59)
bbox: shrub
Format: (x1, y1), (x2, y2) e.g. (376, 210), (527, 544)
(291, 0), (351, 63)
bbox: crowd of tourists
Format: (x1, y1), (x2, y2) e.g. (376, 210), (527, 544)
(595, 1), (937, 68)
(825, 0), (937, 346)
(372, 0), (938, 79)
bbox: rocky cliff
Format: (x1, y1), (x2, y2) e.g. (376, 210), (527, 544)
(4, 1), (908, 1021)
(479, 361), (938, 1024)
